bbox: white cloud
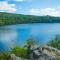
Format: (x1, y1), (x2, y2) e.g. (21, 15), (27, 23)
(0, 1), (16, 13)
(14, 0), (24, 2)
(29, 7), (60, 16)
(14, 0), (32, 2)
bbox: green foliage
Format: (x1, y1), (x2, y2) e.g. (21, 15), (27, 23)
(10, 39), (36, 59)
(26, 39), (35, 46)
(0, 52), (10, 60)
(0, 39), (36, 59)
(10, 46), (27, 58)
(0, 12), (60, 26)
(48, 35), (60, 48)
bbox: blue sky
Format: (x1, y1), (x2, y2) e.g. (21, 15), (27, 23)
(0, 0), (60, 16)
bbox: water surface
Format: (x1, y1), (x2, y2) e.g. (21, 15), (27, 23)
(0, 23), (60, 50)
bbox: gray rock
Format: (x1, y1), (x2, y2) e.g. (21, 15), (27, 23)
(9, 54), (22, 60)
(9, 54), (16, 60)
(16, 57), (22, 60)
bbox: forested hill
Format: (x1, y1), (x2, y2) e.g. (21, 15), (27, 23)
(0, 12), (60, 26)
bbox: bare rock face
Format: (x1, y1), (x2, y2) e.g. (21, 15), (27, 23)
(42, 45), (60, 60)
(30, 45), (60, 60)
(9, 54), (16, 60)
(9, 54), (22, 60)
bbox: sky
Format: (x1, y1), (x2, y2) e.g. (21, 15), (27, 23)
(0, 0), (60, 16)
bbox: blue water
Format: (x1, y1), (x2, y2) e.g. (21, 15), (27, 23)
(0, 23), (60, 51)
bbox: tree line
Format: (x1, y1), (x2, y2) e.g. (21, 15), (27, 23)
(0, 12), (60, 26)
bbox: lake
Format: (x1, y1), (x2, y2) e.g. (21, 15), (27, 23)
(0, 23), (60, 51)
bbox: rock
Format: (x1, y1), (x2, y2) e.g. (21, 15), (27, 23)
(16, 57), (22, 60)
(9, 53), (22, 60)
(31, 45), (60, 60)
(42, 45), (60, 60)
(10, 54), (16, 60)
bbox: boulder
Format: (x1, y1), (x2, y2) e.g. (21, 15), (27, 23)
(42, 45), (60, 60)
(9, 53), (22, 60)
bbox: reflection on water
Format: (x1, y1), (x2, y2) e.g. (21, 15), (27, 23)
(0, 23), (60, 50)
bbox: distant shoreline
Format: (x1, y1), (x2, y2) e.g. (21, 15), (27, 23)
(0, 12), (60, 26)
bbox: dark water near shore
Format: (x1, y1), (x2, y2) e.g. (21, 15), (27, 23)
(0, 23), (60, 50)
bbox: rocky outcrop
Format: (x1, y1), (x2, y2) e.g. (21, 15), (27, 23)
(29, 45), (60, 60)
(42, 45), (60, 60)
(9, 45), (60, 60)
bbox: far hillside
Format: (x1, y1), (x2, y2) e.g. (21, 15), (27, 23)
(0, 12), (60, 26)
